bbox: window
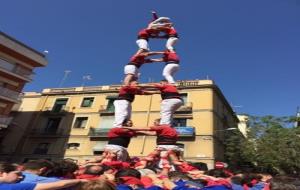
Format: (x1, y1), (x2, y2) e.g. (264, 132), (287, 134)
(180, 93), (188, 105)
(73, 117), (88, 128)
(106, 96), (117, 112)
(44, 118), (61, 133)
(33, 143), (50, 154)
(81, 97), (94, 107)
(67, 143), (80, 149)
(173, 118), (187, 127)
(52, 98), (68, 112)
(98, 116), (114, 129)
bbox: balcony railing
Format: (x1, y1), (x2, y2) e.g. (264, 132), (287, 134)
(43, 106), (70, 114)
(0, 115), (13, 128)
(0, 58), (34, 80)
(0, 86), (20, 102)
(175, 102), (193, 113)
(30, 128), (65, 136)
(89, 128), (110, 137)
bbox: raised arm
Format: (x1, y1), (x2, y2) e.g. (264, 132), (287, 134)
(143, 90), (160, 95)
(122, 127), (152, 131)
(149, 58), (164, 62)
(147, 51), (165, 56)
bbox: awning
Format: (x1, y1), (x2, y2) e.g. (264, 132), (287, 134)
(93, 141), (107, 151)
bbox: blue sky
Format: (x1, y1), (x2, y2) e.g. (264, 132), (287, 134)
(0, 0), (299, 116)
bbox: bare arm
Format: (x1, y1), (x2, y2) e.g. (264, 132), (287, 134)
(34, 179), (84, 190)
(147, 51), (165, 56)
(137, 131), (156, 135)
(149, 58), (164, 62)
(122, 127), (152, 131)
(80, 156), (104, 165)
(143, 90), (160, 95)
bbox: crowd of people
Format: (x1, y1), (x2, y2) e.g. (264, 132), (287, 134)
(1, 158), (300, 190)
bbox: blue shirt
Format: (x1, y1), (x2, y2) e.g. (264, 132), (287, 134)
(20, 172), (60, 184)
(0, 183), (36, 190)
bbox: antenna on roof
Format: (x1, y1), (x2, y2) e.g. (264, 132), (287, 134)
(82, 75), (92, 87)
(59, 70), (71, 88)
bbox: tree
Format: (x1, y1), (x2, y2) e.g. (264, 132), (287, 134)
(224, 115), (300, 175)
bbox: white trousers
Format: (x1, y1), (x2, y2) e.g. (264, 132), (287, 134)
(157, 145), (180, 151)
(166, 37), (178, 51)
(113, 100), (131, 127)
(104, 144), (129, 162)
(163, 64), (179, 84)
(160, 98), (183, 125)
(124, 65), (139, 78)
(136, 39), (149, 50)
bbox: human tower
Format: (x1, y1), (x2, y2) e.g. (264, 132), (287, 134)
(86, 12), (195, 172)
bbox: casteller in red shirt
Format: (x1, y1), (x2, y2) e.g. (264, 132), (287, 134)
(150, 124), (178, 145)
(117, 85), (145, 102)
(108, 128), (136, 148)
(137, 28), (160, 40)
(163, 51), (180, 64)
(154, 83), (181, 100)
(161, 27), (178, 38)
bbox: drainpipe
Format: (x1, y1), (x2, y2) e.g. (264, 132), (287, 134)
(140, 94), (153, 154)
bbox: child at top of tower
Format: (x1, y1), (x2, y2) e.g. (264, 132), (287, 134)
(136, 11), (178, 54)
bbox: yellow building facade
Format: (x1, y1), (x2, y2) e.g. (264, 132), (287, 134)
(0, 80), (238, 169)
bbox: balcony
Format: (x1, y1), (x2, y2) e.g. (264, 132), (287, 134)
(175, 102), (193, 113)
(0, 115), (13, 128)
(0, 58), (34, 81)
(88, 128), (110, 137)
(42, 106), (70, 115)
(0, 86), (21, 103)
(29, 128), (65, 136)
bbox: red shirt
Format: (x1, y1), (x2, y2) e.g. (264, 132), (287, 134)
(130, 54), (146, 64)
(118, 85), (145, 102)
(154, 83), (181, 100)
(162, 27), (178, 37)
(150, 125), (178, 138)
(163, 51), (180, 63)
(102, 161), (130, 168)
(76, 174), (100, 180)
(138, 28), (160, 40)
(108, 128), (136, 148)
(154, 83), (178, 93)
(108, 128), (136, 138)
(150, 125), (178, 145)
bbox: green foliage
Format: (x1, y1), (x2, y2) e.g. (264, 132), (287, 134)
(224, 115), (300, 175)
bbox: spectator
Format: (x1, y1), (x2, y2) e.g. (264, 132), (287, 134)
(76, 179), (116, 190)
(20, 159), (59, 183)
(0, 162), (85, 190)
(76, 165), (104, 180)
